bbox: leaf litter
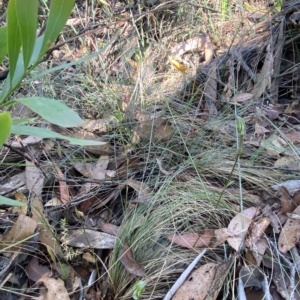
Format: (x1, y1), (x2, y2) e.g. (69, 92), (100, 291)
(3, 1), (300, 299)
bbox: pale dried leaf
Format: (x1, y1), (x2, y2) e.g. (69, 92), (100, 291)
(65, 229), (115, 249)
(13, 191), (28, 215)
(0, 215), (37, 254)
(25, 257), (51, 282)
(81, 118), (117, 133)
(279, 186), (295, 215)
(278, 205), (300, 253)
(26, 161), (44, 196)
(119, 242), (146, 277)
(227, 207), (259, 251)
(123, 179), (152, 203)
(172, 263), (217, 300)
(37, 277), (70, 300)
(44, 197), (62, 207)
(274, 156), (300, 170)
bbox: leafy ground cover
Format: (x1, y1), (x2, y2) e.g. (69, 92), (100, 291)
(1, 0), (300, 299)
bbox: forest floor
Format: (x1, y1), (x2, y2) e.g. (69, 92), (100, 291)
(1, 0), (300, 299)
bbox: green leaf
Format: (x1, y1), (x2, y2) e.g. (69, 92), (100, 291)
(12, 118), (36, 126)
(0, 26), (8, 65)
(11, 125), (106, 146)
(16, 97), (83, 127)
(0, 112), (12, 147)
(0, 195), (24, 207)
(40, 0), (75, 58)
(15, 0), (38, 69)
(7, 0), (22, 84)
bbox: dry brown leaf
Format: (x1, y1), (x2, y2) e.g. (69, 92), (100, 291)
(272, 180), (300, 195)
(81, 118), (117, 133)
(245, 217), (271, 248)
(123, 179), (152, 203)
(25, 257), (51, 282)
(99, 222), (120, 236)
(37, 277), (70, 300)
(227, 207), (259, 251)
(279, 186), (295, 215)
(119, 242), (146, 277)
(55, 165), (70, 204)
(0, 215), (37, 255)
(172, 263), (217, 300)
(278, 205), (300, 253)
(274, 156), (300, 170)
(26, 160), (44, 196)
(65, 229), (115, 249)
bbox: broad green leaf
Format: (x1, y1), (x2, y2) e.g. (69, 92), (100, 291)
(0, 195), (24, 207)
(15, 0), (38, 69)
(0, 112), (12, 147)
(11, 125), (106, 146)
(17, 97), (83, 127)
(40, 0), (75, 58)
(29, 35), (43, 66)
(7, 0), (22, 84)
(0, 26), (8, 65)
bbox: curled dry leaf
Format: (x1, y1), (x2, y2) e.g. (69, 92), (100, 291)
(227, 207), (259, 251)
(168, 56), (188, 72)
(245, 217), (271, 248)
(119, 242), (146, 277)
(37, 277), (70, 300)
(171, 35), (207, 56)
(172, 263), (217, 300)
(278, 205), (300, 253)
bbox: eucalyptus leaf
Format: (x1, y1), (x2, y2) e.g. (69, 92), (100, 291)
(0, 112), (12, 147)
(0, 195), (24, 207)
(11, 125), (106, 146)
(40, 0), (75, 58)
(17, 97), (83, 127)
(7, 0), (21, 83)
(0, 26), (8, 65)
(15, 0), (38, 69)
